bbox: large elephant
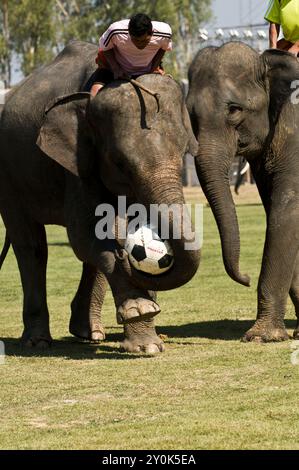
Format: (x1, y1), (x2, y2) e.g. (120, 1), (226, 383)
(0, 41), (200, 352)
(187, 42), (299, 342)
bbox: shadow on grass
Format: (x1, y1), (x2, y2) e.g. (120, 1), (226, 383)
(157, 319), (297, 341)
(1, 336), (145, 360)
(235, 203), (263, 208)
(1, 319), (297, 359)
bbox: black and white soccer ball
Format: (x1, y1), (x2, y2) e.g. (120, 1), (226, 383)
(125, 224), (174, 275)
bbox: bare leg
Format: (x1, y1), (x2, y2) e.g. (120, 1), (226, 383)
(90, 82), (104, 97)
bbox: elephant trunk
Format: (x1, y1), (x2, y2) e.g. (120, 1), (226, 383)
(120, 172), (200, 291)
(195, 144), (250, 287)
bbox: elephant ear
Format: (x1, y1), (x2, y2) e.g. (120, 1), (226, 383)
(37, 92), (95, 177)
(182, 101), (198, 156)
(261, 49), (299, 122)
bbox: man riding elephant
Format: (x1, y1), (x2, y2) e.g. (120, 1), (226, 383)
(89, 13), (172, 96)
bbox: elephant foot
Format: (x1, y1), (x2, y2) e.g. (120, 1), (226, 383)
(116, 298), (161, 324)
(121, 319), (165, 354)
(69, 319), (105, 343)
(21, 330), (52, 349)
(242, 321), (289, 343)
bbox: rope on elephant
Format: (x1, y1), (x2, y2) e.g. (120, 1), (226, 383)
(128, 78), (160, 112)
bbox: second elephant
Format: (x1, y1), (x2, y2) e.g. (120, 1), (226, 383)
(187, 42), (299, 342)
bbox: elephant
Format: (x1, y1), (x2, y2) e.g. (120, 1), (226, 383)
(187, 42), (299, 342)
(0, 40), (200, 352)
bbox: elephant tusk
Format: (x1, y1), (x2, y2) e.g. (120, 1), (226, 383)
(129, 78), (160, 112)
(240, 161), (250, 176)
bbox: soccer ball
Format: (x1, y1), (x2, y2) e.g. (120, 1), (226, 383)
(124, 224), (174, 275)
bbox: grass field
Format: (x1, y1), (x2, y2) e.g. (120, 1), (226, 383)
(1, 185), (299, 450)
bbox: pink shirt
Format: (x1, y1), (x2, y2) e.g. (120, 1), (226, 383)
(99, 19), (172, 75)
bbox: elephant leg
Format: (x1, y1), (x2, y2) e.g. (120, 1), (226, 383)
(289, 252), (299, 339)
(102, 242), (161, 323)
(11, 221), (52, 348)
(69, 263), (161, 351)
(122, 318), (165, 354)
(69, 264), (106, 342)
(106, 263), (160, 324)
(67, 260), (160, 328)
(243, 199), (299, 342)
(243, 287), (290, 343)
(241, 170), (299, 343)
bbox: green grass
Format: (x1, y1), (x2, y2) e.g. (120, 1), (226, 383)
(1, 195), (299, 450)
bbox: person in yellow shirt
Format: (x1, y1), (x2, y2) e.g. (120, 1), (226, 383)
(265, 0), (299, 55)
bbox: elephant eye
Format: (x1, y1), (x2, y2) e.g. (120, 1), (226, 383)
(228, 104), (243, 115)
(227, 104), (244, 127)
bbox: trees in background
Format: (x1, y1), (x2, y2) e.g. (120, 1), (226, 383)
(0, 0), (12, 86)
(0, 0), (211, 86)
(0, 0), (58, 85)
(11, 0), (58, 76)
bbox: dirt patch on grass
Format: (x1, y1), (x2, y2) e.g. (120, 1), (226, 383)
(28, 418), (48, 429)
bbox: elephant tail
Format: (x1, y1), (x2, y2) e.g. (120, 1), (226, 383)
(0, 232), (11, 270)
